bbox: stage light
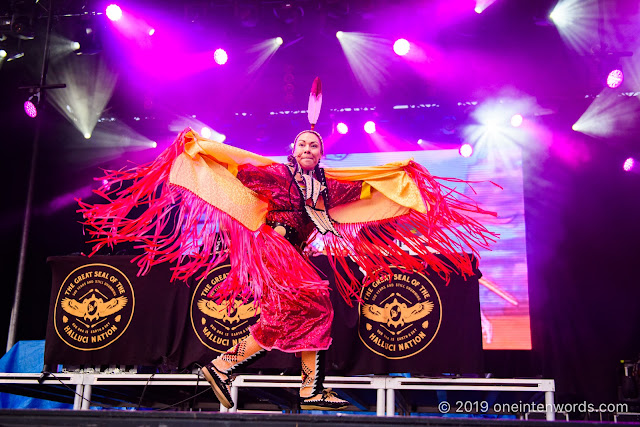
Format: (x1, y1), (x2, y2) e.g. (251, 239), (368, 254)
(606, 69), (623, 88)
(148, 28), (155, 36)
(150, 141), (157, 148)
(0, 49), (6, 59)
(336, 31), (344, 39)
(511, 114), (523, 127)
(24, 97), (37, 118)
(106, 4), (123, 22)
(336, 122), (348, 134)
(364, 121), (376, 134)
(275, 37), (283, 46)
(474, 6), (483, 13)
(71, 41), (80, 50)
(201, 127), (212, 138)
(84, 132), (92, 139)
(214, 48), (228, 65)
(549, 3), (571, 27)
(459, 143), (473, 157)
(393, 39), (410, 56)
(623, 157), (634, 172)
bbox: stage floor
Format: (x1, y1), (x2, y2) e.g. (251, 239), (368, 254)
(0, 409), (624, 427)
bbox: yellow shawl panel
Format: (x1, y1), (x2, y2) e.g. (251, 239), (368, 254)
(171, 130), (427, 229)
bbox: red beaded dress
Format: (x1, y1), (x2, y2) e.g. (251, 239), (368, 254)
(235, 163), (362, 352)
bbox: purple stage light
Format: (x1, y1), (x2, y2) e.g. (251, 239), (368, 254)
(623, 157), (634, 172)
(606, 69), (623, 88)
(511, 114), (523, 127)
(393, 39), (410, 56)
(106, 4), (122, 22)
(459, 143), (473, 157)
(336, 122), (348, 134)
(24, 100), (37, 118)
(364, 121), (376, 134)
(148, 28), (155, 36)
(214, 48), (228, 65)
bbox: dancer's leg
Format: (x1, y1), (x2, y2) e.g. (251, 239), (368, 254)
(201, 334), (266, 408)
(212, 334), (266, 380)
(299, 350), (349, 410)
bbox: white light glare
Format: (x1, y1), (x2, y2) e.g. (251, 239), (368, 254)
(393, 39), (410, 56)
(214, 48), (228, 65)
(201, 127), (212, 139)
(84, 132), (92, 139)
(549, 3), (571, 27)
(0, 49), (6, 58)
(623, 157), (634, 171)
(336, 122), (348, 134)
(459, 143), (473, 157)
(336, 31), (344, 39)
(106, 4), (123, 22)
(275, 37), (283, 46)
(364, 121), (376, 134)
(510, 114), (523, 127)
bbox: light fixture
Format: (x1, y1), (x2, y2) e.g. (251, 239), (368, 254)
(24, 93), (39, 118)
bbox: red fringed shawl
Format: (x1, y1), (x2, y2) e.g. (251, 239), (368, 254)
(77, 129), (498, 306)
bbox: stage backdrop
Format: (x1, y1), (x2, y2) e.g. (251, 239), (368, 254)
(45, 255), (483, 376)
(272, 147), (530, 350)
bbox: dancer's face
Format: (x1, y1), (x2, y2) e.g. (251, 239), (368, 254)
(293, 132), (322, 172)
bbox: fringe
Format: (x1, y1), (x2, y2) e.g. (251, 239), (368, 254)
(77, 130), (325, 306)
(323, 160), (499, 305)
(77, 129), (497, 307)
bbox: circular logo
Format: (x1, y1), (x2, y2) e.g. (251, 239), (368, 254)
(54, 264), (134, 351)
(190, 264), (261, 353)
(359, 267), (442, 359)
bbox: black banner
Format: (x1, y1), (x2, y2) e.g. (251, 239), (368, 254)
(46, 255), (482, 375)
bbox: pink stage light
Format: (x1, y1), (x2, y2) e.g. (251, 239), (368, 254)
(393, 39), (410, 56)
(606, 69), (623, 88)
(148, 28), (155, 36)
(336, 122), (348, 134)
(623, 157), (634, 172)
(459, 143), (473, 157)
(364, 121), (376, 134)
(106, 4), (123, 22)
(511, 114), (523, 127)
(24, 100), (37, 118)
(214, 48), (228, 65)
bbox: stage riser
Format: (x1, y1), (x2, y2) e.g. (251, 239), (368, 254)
(0, 410), (623, 427)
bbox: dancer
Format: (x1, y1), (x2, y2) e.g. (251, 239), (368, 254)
(78, 78), (498, 411)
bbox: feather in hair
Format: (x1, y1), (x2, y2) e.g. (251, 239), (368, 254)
(307, 77), (322, 130)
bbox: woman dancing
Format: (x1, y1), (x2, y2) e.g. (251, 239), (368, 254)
(78, 78), (498, 410)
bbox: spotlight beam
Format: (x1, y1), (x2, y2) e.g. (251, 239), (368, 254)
(337, 32), (394, 97)
(246, 38), (281, 74)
